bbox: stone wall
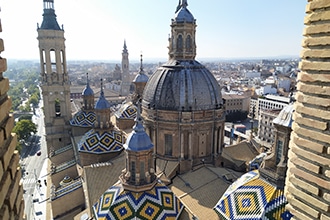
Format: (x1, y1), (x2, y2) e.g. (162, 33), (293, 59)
(0, 12), (25, 219)
(285, 0), (330, 219)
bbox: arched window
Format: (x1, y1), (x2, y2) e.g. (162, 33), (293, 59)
(42, 49), (46, 73)
(186, 35), (192, 51)
(276, 140), (283, 164)
(177, 35), (183, 51)
(131, 161), (136, 182)
(55, 98), (61, 117)
(60, 50), (65, 74)
(50, 49), (56, 73)
(165, 134), (173, 156)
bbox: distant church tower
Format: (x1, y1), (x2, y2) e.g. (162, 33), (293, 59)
(38, 0), (71, 151)
(120, 40), (131, 96)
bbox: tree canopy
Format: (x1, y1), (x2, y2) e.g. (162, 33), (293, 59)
(13, 119), (37, 141)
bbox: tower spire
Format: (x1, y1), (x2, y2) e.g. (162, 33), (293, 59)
(176, 0), (188, 13)
(139, 54), (144, 73)
(182, 0), (188, 8)
(100, 78), (104, 96)
(82, 72), (94, 110)
(123, 39), (128, 53)
(121, 40), (130, 96)
(133, 101), (144, 133)
(40, 0), (61, 30)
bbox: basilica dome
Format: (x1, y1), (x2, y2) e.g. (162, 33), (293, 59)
(142, 59), (222, 111)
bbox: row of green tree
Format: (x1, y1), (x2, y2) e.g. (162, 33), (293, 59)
(8, 71), (40, 111)
(7, 70), (40, 152)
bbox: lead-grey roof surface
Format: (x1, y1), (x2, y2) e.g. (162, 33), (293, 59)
(142, 60), (223, 111)
(133, 72), (149, 83)
(82, 83), (94, 96)
(40, 9), (61, 30)
(174, 7), (195, 23)
(95, 91), (110, 110)
(124, 117), (153, 152)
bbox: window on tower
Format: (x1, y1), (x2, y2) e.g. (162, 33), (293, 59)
(140, 162), (145, 183)
(131, 161), (136, 182)
(186, 35), (192, 51)
(50, 49), (56, 73)
(42, 50), (46, 74)
(276, 140), (283, 165)
(61, 50), (65, 74)
(165, 134), (173, 156)
(55, 98), (61, 117)
(177, 35), (183, 51)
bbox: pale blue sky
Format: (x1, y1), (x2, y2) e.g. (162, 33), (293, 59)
(1, 0), (307, 61)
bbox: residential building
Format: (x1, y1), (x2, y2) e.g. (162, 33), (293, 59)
(258, 108), (282, 145)
(256, 94), (290, 118)
(222, 93), (250, 114)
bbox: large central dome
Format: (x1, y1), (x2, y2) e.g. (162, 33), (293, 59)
(142, 60), (222, 111)
(141, 0), (225, 173)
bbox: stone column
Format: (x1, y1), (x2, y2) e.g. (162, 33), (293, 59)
(188, 132), (192, 160)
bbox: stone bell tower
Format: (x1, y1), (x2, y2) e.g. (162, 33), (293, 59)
(37, 0), (71, 152)
(120, 40), (131, 96)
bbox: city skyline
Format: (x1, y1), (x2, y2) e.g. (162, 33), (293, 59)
(2, 0), (306, 61)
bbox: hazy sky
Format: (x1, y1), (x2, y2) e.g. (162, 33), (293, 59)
(1, 0), (306, 62)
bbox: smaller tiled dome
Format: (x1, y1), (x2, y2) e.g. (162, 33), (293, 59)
(78, 129), (125, 154)
(214, 170), (288, 220)
(115, 102), (137, 119)
(70, 111), (96, 127)
(93, 182), (183, 219)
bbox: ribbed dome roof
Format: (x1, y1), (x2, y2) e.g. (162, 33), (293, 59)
(133, 54), (149, 83)
(82, 84), (94, 96)
(95, 89), (110, 110)
(142, 60), (222, 111)
(95, 79), (110, 110)
(133, 72), (149, 83)
(124, 117), (153, 152)
(174, 7), (195, 23)
(95, 95), (110, 110)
